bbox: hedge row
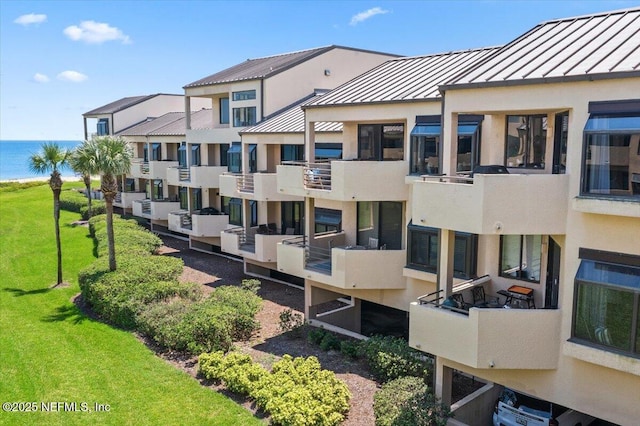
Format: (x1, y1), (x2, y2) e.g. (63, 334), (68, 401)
(199, 352), (350, 426)
(60, 189), (106, 219)
(79, 215), (263, 354)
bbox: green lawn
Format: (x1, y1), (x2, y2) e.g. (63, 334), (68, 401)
(0, 183), (262, 425)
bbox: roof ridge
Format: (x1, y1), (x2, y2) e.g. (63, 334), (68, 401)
(244, 46), (331, 62)
(538, 6), (640, 24)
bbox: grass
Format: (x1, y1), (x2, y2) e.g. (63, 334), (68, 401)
(0, 183), (263, 425)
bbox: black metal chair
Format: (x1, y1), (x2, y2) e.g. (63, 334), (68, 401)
(472, 286), (500, 307)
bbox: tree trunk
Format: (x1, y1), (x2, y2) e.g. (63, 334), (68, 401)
(83, 174), (92, 218)
(50, 171), (63, 285)
(102, 173), (118, 271)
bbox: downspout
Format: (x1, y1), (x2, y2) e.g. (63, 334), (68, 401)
(260, 79), (265, 120)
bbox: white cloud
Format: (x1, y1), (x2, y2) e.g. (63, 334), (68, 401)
(57, 70), (88, 83)
(33, 73), (50, 83)
(63, 20), (131, 44)
(349, 7), (389, 26)
(14, 13), (47, 26)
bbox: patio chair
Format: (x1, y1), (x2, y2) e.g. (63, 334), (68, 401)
(472, 286), (500, 307)
(451, 293), (471, 310)
(368, 237), (379, 250)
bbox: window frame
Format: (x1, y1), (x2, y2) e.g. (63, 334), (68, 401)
(505, 114), (547, 169)
(357, 123), (404, 161)
(233, 106), (257, 127)
(499, 234), (543, 283)
(232, 90), (256, 101)
(219, 97), (229, 124)
(571, 248), (640, 358)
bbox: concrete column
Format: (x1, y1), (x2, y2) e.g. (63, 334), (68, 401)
(185, 96), (191, 130)
(305, 120), (316, 163)
(434, 357), (453, 407)
(305, 197), (315, 243)
(438, 228), (455, 297)
(442, 113), (459, 176)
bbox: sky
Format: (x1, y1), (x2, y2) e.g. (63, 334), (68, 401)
(1, 0), (638, 141)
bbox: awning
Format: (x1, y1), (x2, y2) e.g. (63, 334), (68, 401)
(584, 115), (640, 132)
(411, 124), (441, 137)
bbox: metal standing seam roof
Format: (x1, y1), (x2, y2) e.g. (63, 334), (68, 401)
(240, 95), (343, 134)
(447, 7), (640, 88)
(83, 94), (180, 116)
(116, 109), (213, 137)
(183, 45), (399, 88)
(303, 47), (499, 108)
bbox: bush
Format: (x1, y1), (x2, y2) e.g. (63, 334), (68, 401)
(89, 215), (161, 256)
(240, 278), (261, 293)
(359, 335), (432, 383)
(278, 309), (304, 334)
(374, 376), (451, 426)
(199, 351), (268, 394)
(339, 340), (360, 359)
(205, 286), (262, 340)
(252, 355), (351, 426)
(60, 189), (105, 219)
(319, 332), (341, 352)
(307, 327), (327, 345)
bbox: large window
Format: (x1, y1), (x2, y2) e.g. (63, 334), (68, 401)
(152, 179), (163, 200)
(281, 201), (303, 235)
(220, 145), (229, 167)
(227, 142), (241, 172)
(179, 187), (188, 210)
(232, 90), (256, 101)
(191, 144), (201, 166)
(500, 235), (542, 282)
(358, 123), (404, 161)
(582, 102), (640, 198)
(233, 107), (257, 127)
(223, 197), (242, 226)
(572, 249), (640, 356)
(407, 224), (477, 279)
(315, 143), (342, 161)
(315, 208), (341, 233)
(220, 97), (229, 124)
(97, 118), (109, 136)
(178, 143), (187, 167)
(281, 145), (304, 162)
(410, 122), (440, 175)
(151, 143), (162, 161)
(357, 201), (402, 250)
(505, 115), (547, 169)
(192, 188), (202, 211)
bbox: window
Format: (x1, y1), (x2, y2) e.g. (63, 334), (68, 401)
(192, 188), (202, 211)
(227, 142), (241, 172)
(151, 143), (162, 161)
(281, 201), (303, 235)
(220, 144), (229, 167)
(410, 119), (440, 175)
(232, 90), (256, 101)
(505, 115), (547, 168)
(249, 200), (258, 227)
(152, 179), (163, 200)
(178, 143), (187, 167)
(572, 249), (640, 356)
(233, 107), (257, 127)
(124, 178), (135, 192)
(457, 119), (482, 173)
(179, 187), (188, 210)
(315, 143), (342, 161)
(219, 97), (229, 124)
(357, 201), (403, 250)
(248, 144), (257, 173)
(407, 224), (477, 278)
(500, 235), (542, 282)
(358, 123), (404, 161)
(97, 118), (109, 136)
(191, 144), (201, 166)
(227, 198), (242, 226)
(143, 144), (149, 162)
(281, 145), (304, 162)
(582, 102), (640, 198)
(315, 208), (341, 233)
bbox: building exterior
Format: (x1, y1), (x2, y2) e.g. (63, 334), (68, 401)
(275, 8), (639, 426)
(173, 45), (398, 254)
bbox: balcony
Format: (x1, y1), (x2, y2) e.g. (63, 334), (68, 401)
(129, 159), (147, 179)
(167, 211), (192, 234)
(277, 161), (409, 201)
(186, 128), (240, 144)
(221, 226), (297, 263)
(167, 165), (228, 188)
(276, 235), (406, 289)
(147, 160), (179, 180)
(220, 172), (303, 201)
(412, 174), (569, 234)
(113, 191), (146, 209)
(132, 199), (181, 221)
(409, 296), (561, 370)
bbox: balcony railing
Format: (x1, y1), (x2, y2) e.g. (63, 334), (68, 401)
(141, 199), (151, 214)
(303, 163), (332, 190)
(179, 167), (190, 181)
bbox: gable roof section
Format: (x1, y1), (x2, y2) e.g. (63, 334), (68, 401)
(448, 7), (640, 88)
(83, 94), (180, 116)
(304, 47), (499, 108)
(184, 45), (399, 88)
(241, 94), (342, 134)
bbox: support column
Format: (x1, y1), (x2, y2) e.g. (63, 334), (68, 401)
(185, 95), (192, 130)
(305, 120), (316, 163)
(438, 228), (456, 297)
(442, 113), (458, 176)
(434, 357), (453, 407)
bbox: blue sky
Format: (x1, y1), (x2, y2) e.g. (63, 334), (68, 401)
(1, 0), (638, 140)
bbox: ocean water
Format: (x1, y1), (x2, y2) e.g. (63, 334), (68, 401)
(0, 140), (82, 181)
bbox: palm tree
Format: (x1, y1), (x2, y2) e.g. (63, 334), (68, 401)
(69, 139), (99, 218)
(29, 142), (71, 286)
(91, 136), (133, 271)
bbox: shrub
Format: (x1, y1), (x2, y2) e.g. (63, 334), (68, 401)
(251, 355), (351, 426)
(307, 327), (327, 345)
(240, 278), (261, 293)
(205, 286), (262, 340)
(359, 335), (432, 383)
(60, 189), (106, 219)
(199, 351), (267, 394)
(319, 332), (341, 352)
(278, 309), (304, 334)
(373, 376), (451, 426)
(89, 215), (161, 256)
(198, 351), (227, 381)
(339, 340), (360, 359)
